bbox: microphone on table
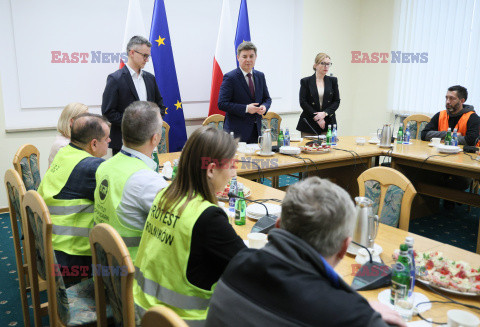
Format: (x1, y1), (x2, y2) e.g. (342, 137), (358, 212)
(350, 240), (392, 291)
(228, 192), (279, 234)
(302, 118), (323, 146)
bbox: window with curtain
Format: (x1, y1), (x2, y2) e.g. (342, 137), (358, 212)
(389, 0), (480, 116)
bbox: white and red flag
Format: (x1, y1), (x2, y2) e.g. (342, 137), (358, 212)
(208, 0), (237, 116)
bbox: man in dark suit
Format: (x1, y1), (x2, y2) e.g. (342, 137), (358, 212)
(102, 35), (166, 155)
(218, 42), (272, 143)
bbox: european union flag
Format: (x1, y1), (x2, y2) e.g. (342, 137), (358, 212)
(234, 0), (251, 66)
(150, 0), (187, 152)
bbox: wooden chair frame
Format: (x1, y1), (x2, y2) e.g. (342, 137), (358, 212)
(13, 143), (40, 180)
(357, 167), (417, 231)
(89, 223), (135, 327)
(4, 169), (31, 326)
(262, 111), (282, 132)
(403, 114), (431, 138)
(22, 190), (50, 326)
(141, 306), (188, 327)
(162, 121), (170, 153)
(202, 114), (225, 129)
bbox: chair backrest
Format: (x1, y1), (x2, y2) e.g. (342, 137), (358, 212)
(357, 167), (417, 231)
(90, 223), (135, 327)
(261, 111), (282, 141)
(22, 190), (72, 326)
(403, 114), (431, 140)
(4, 169), (31, 326)
(202, 114), (225, 130)
(13, 144), (41, 191)
(141, 306), (188, 327)
(158, 121), (170, 154)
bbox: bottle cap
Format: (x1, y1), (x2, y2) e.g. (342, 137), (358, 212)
(400, 243), (408, 251)
(405, 236), (414, 246)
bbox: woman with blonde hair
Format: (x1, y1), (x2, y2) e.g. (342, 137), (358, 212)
(297, 52), (340, 136)
(133, 126), (246, 325)
(48, 102), (88, 165)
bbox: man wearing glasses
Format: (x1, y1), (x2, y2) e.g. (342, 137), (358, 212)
(102, 36), (166, 156)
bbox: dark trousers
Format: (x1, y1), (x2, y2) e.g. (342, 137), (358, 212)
(245, 123), (260, 144)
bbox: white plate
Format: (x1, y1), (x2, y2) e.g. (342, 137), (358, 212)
(255, 151), (275, 157)
(415, 278), (480, 297)
(347, 242), (383, 256)
(436, 145), (461, 154)
(369, 139), (380, 144)
(279, 146), (301, 155)
(290, 137), (303, 142)
(377, 290), (431, 313)
(305, 135), (326, 139)
(246, 203), (281, 220)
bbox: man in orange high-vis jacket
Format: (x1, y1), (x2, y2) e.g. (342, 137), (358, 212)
(421, 85), (480, 146)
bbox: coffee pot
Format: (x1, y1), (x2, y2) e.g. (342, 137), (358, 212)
(377, 124), (393, 147)
(258, 129), (272, 154)
(351, 197), (379, 250)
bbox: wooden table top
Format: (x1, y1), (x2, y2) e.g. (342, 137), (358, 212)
(228, 180), (480, 321)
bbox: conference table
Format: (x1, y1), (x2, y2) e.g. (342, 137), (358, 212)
(229, 177), (480, 323)
(158, 136), (480, 252)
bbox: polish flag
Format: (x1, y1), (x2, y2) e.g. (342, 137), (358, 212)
(119, 0), (152, 72)
(208, 0), (237, 116)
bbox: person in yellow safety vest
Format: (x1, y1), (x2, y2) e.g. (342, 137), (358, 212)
(38, 113), (111, 277)
(133, 126), (246, 326)
(94, 101), (168, 260)
(421, 85), (480, 146)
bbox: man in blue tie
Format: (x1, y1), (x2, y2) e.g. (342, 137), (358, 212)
(218, 41), (272, 143)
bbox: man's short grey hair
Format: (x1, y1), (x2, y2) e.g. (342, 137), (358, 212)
(126, 35), (152, 53)
(237, 41), (257, 56)
(122, 101), (162, 147)
(280, 177), (356, 257)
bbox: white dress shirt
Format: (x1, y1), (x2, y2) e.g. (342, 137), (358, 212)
(126, 63), (147, 101)
(116, 146), (168, 230)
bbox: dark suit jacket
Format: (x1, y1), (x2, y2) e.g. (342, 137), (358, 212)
(218, 68), (272, 142)
(296, 74), (340, 134)
(101, 65), (166, 150)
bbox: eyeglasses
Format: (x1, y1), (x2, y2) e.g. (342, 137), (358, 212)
(320, 62), (333, 67)
(134, 50), (151, 60)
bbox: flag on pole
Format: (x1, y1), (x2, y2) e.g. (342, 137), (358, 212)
(234, 0), (251, 67)
(120, 0), (152, 70)
(208, 0), (236, 117)
(149, 0), (187, 152)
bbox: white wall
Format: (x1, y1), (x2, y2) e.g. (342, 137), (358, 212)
(0, 0), (397, 208)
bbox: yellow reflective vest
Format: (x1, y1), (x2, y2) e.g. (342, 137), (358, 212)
(38, 145), (94, 256)
(133, 190), (216, 325)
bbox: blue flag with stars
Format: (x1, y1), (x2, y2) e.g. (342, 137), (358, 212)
(149, 0), (187, 152)
(234, 0), (251, 66)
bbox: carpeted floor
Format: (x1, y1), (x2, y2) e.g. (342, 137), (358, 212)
(0, 176), (478, 325)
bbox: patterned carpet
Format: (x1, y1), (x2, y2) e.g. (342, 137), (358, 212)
(0, 176), (478, 325)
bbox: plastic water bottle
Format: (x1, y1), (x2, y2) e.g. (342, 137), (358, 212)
(397, 126), (403, 144)
(445, 128), (452, 145)
(404, 126), (410, 144)
(452, 128), (458, 146)
(405, 237), (416, 296)
(172, 159), (179, 179)
(152, 148), (159, 172)
(332, 124), (337, 146)
(228, 177), (237, 210)
(326, 125), (332, 146)
(284, 128), (290, 146)
(234, 183), (246, 225)
(277, 129), (284, 148)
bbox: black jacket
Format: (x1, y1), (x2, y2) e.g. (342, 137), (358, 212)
(101, 65), (166, 150)
(297, 74), (340, 134)
(206, 229), (388, 327)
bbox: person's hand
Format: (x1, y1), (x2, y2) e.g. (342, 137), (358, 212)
(457, 132), (462, 136)
(247, 103), (260, 114)
(317, 112), (327, 120)
(317, 118), (325, 129)
(258, 105), (267, 115)
(368, 301), (407, 327)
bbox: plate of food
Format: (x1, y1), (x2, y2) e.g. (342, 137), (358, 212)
(301, 144), (332, 154)
(216, 182), (251, 201)
(394, 250), (480, 296)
